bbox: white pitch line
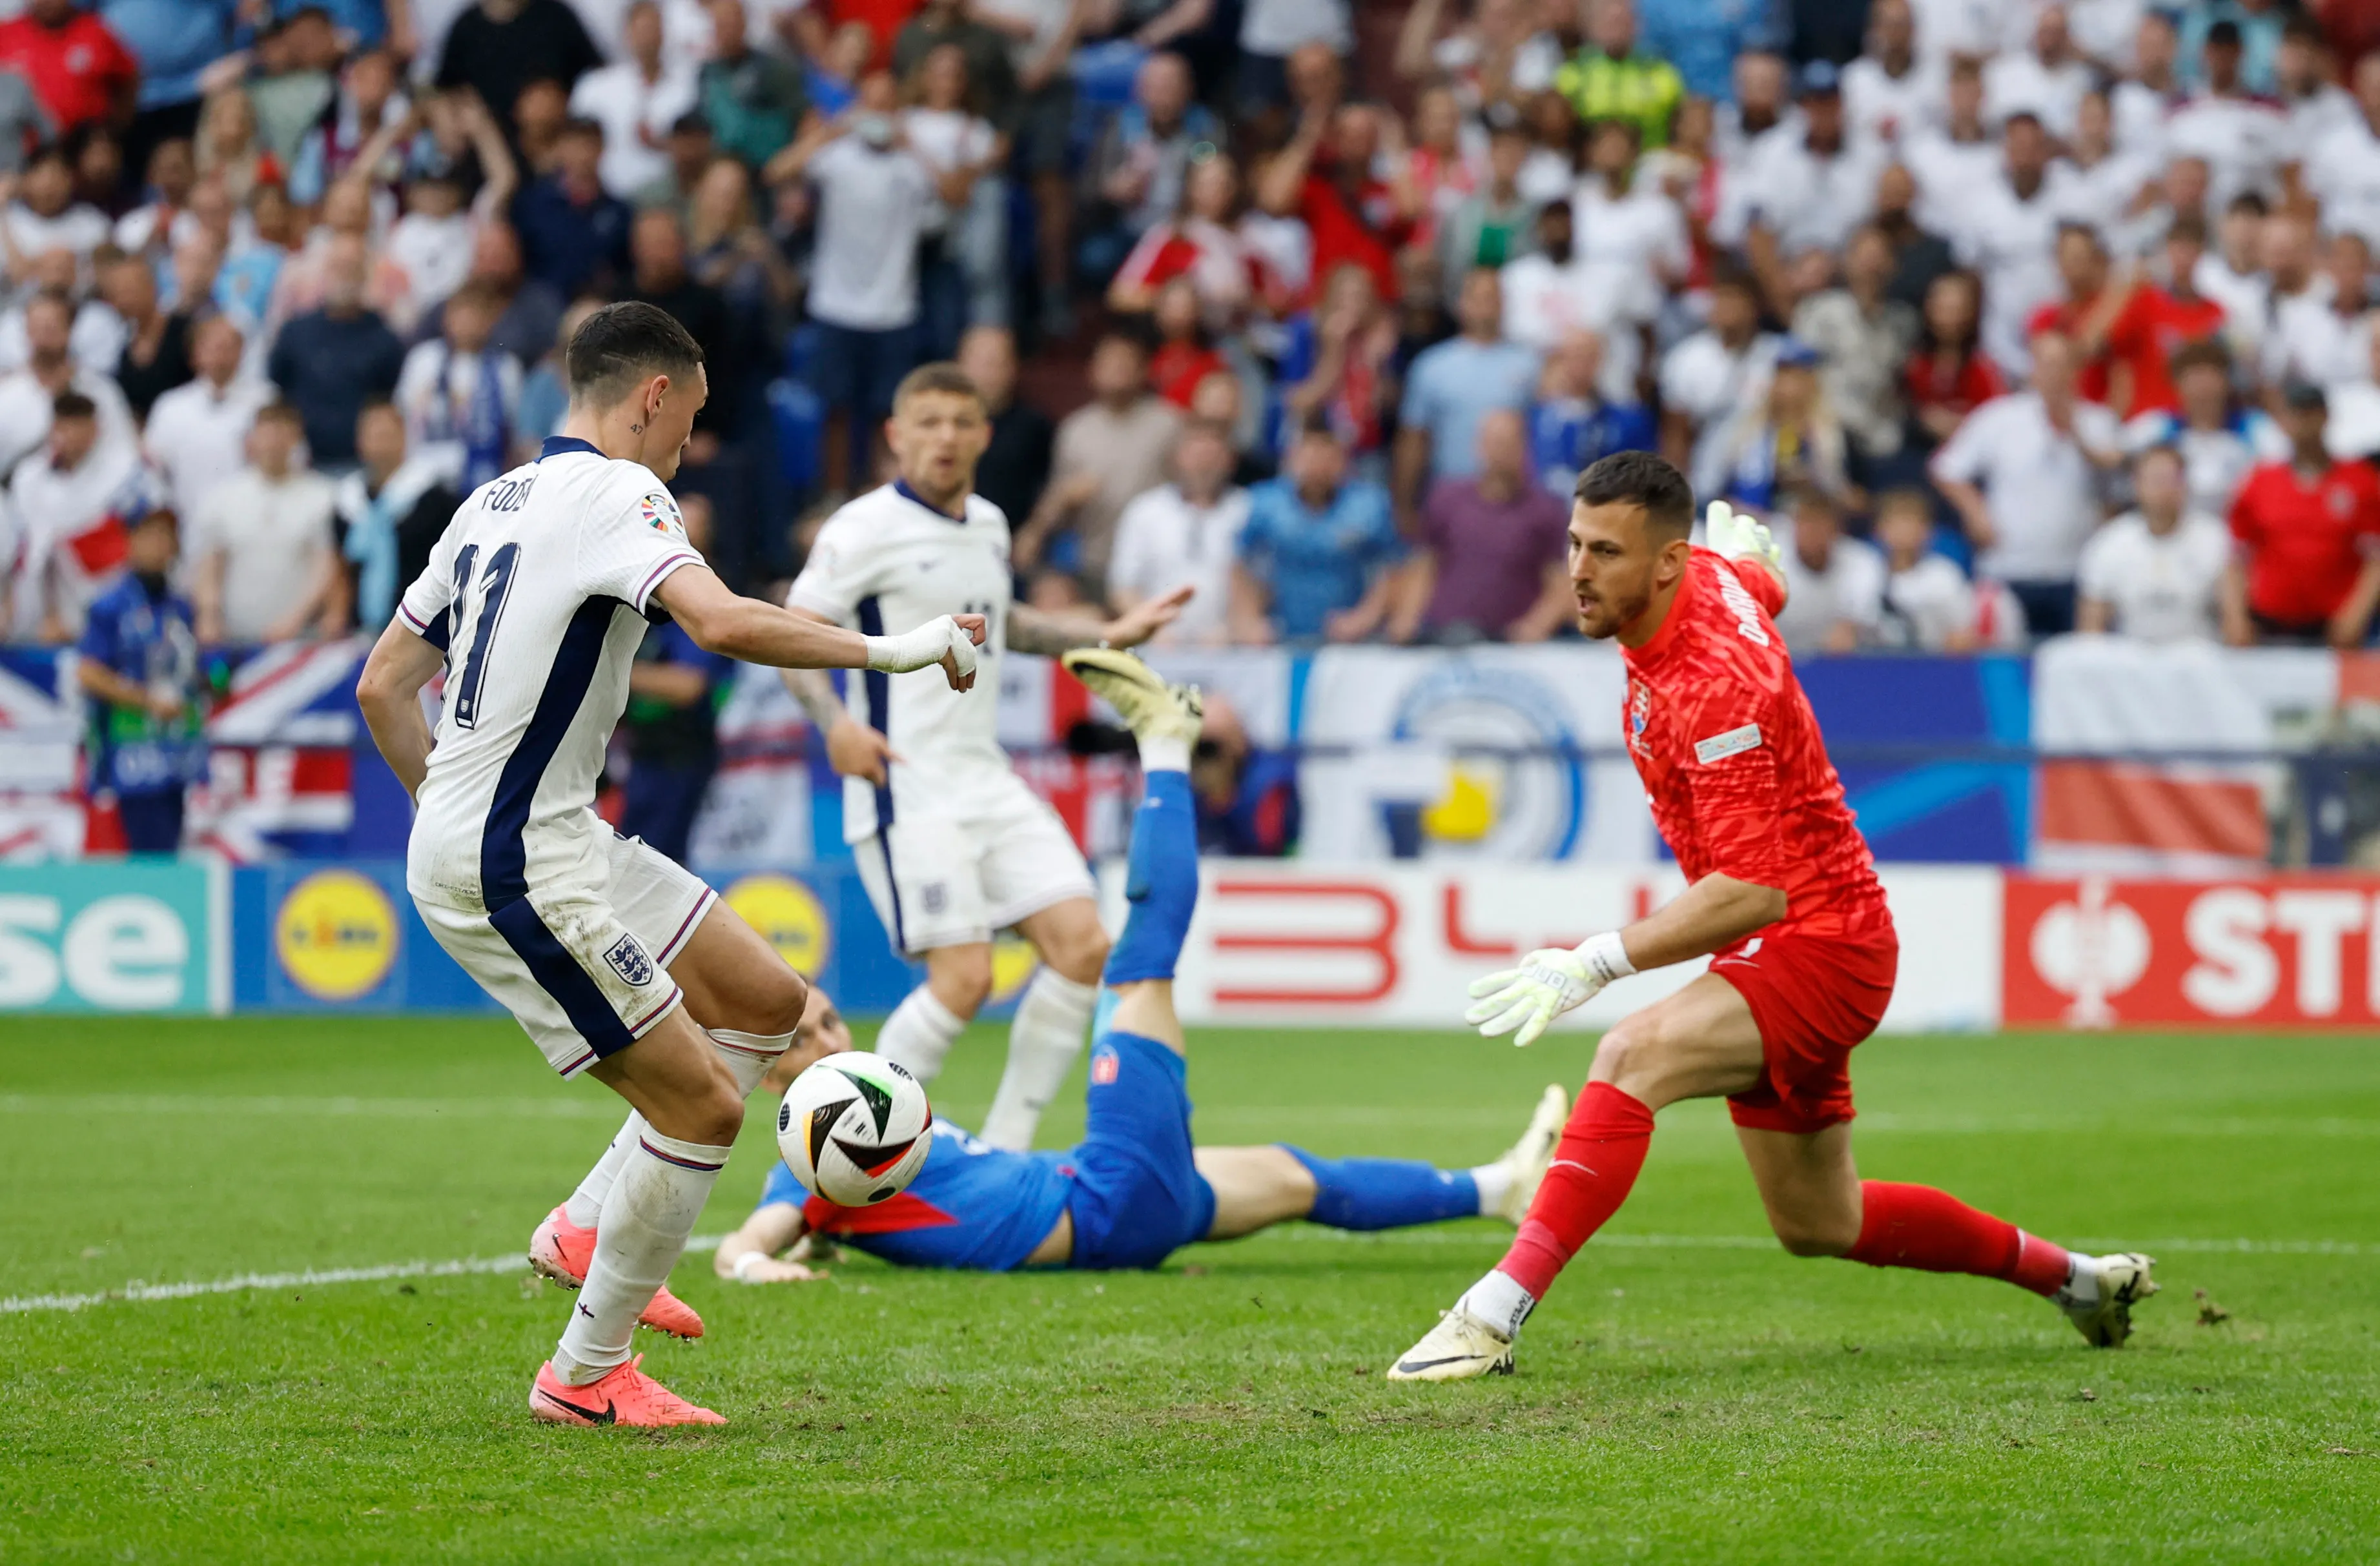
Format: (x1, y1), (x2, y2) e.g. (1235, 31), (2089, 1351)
(0, 1237), (724, 1316)
(0, 1094), (621, 1121)
(9, 1229), (2370, 1316)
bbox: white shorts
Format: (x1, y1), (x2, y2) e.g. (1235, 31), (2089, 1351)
(418, 830), (719, 1078)
(852, 774), (1095, 955)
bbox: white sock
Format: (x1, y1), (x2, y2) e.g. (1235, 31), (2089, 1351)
(557, 1031), (788, 1229)
(2053, 1253), (2101, 1310)
(709, 1028), (792, 1097)
(555, 1128), (729, 1385)
(1469, 1163), (1512, 1218)
(564, 1113), (645, 1229)
(979, 968), (1098, 1151)
(1139, 731), (1191, 774)
(874, 986), (968, 1083)
(1457, 1268), (1536, 1339)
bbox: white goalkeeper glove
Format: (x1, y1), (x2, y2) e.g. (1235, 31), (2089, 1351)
(1462, 932), (1636, 1048)
(864, 615), (980, 679)
(1704, 500), (1781, 574)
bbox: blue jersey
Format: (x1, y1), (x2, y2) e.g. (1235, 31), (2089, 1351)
(1531, 395), (1656, 498)
(763, 1117), (1074, 1272)
(77, 574), (204, 797)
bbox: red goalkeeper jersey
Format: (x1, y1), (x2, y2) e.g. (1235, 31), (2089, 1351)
(1620, 548), (1891, 941)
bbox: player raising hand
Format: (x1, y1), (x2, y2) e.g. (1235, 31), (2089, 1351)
(356, 302), (983, 1427)
(1389, 459), (2157, 1382)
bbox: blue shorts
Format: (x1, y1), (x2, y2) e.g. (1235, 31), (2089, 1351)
(1062, 1031), (1216, 1270)
(808, 320), (919, 418)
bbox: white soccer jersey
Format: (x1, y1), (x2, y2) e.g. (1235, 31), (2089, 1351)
(787, 480), (1014, 842)
(397, 436), (706, 913)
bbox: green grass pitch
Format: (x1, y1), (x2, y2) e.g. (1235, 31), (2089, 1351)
(3, 1017), (2377, 1563)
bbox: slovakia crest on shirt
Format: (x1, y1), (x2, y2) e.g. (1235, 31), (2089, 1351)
(639, 491), (683, 536)
(1627, 681), (1651, 749)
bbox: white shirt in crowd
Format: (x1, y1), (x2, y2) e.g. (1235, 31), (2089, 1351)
(2120, 407), (2288, 520)
(2264, 292), (2372, 392)
(1880, 553), (1979, 651)
(192, 466), (340, 644)
(2109, 77), (2175, 160)
(1930, 389), (2122, 583)
(0, 296), (124, 375)
(1983, 50), (2091, 137)
(3, 440), (141, 640)
(1774, 530), (1886, 654)
(1238, 0), (1351, 56)
(1901, 128), (2003, 235)
(901, 106), (998, 233)
(3, 200), (110, 273)
(0, 365), (133, 473)
(1499, 251), (1646, 405)
(1716, 132), (1880, 258)
(2305, 114), (2380, 248)
(2076, 509), (2231, 642)
(1843, 54), (1944, 151)
(1659, 329), (1781, 493)
(1949, 170), (2065, 374)
(2160, 94), (2289, 215)
(2048, 148), (2160, 249)
(143, 374), (276, 524)
(395, 340), (526, 482)
(1106, 483), (1252, 647)
(385, 209), (478, 320)
(571, 59), (699, 199)
(806, 135), (934, 332)
(1909, 0), (2001, 65)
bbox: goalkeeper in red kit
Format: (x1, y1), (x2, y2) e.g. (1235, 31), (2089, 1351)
(1388, 454), (2158, 1381)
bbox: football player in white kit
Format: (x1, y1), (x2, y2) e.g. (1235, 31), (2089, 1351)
(355, 303), (983, 1427)
(782, 362), (1191, 1150)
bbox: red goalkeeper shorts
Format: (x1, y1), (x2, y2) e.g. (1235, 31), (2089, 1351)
(1708, 924), (1900, 1135)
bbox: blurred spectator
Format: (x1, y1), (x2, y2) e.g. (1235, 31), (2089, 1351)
(631, 108), (717, 219)
(1903, 59), (1997, 230)
(2049, 88), (2157, 258)
(1435, 107), (1537, 284)
(1024, 329), (1180, 580)
(1107, 151), (1262, 329)
(0, 286), (134, 471)
(1107, 418), (1249, 647)
(774, 78), (932, 494)
(1984, 3), (2090, 139)
(267, 177), (413, 331)
(1391, 407), (1570, 645)
(511, 116), (630, 299)
(901, 40), (1008, 353)
(1395, 85), (1477, 251)
(1719, 60), (1879, 313)
(3, 140), (110, 281)
(686, 154), (795, 325)
(2121, 339), (2287, 522)
(0, 59), (53, 178)
(1394, 267), (1537, 517)
(1529, 327), (1653, 497)
(2113, 11), (2183, 153)
(2167, 21), (2288, 221)
(248, 8), (343, 165)
(2225, 382), (2380, 647)
(1931, 329), (2124, 637)
(697, 0), (807, 171)
(1772, 485), (1884, 655)
(2078, 444), (2233, 644)
(956, 323), (1051, 529)
(1716, 48), (1791, 161)
(6, 389), (142, 642)
(287, 45), (407, 205)
(1842, 0), (1935, 154)
(192, 400), (343, 644)
(0, 243), (120, 372)
(1659, 268), (1779, 489)
(1955, 109), (2063, 376)
(1901, 268), (2002, 464)
(99, 0), (232, 177)
(506, 76), (569, 178)
(1393, 0), (1562, 107)
(76, 505), (202, 854)
(802, 19), (872, 121)
(386, 100), (521, 326)
(2304, 54), (2380, 247)
(395, 278), (523, 491)
(2026, 224), (2118, 404)
(1643, 0), (1787, 105)
(143, 313), (269, 523)
(1255, 96), (1402, 307)
(1556, 0), (1683, 150)
(972, 0), (1083, 336)
(573, 1), (698, 198)
(2091, 217), (2228, 420)
(339, 398), (463, 630)
(267, 235), (405, 468)
(1500, 201), (1626, 385)
(1869, 159), (1954, 314)
(436, 218), (562, 369)
(2266, 230), (2372, 392)
(0, 0), (137, 138)
(516, 293), (600, 445)
(1231, 416), (1402, 644)
(1089, 51), (1215, 253)
(1278, 259), (1394, 461)
(103, 246), (193, 416)
(1872, 487), (1980, 652)
(213, 181), (298, 346)
(1699, 340), (1855, 511)
(436, 0), (601, 127)
(622, 492), (732, 862)
(1793, 222), (1918, 480)
(1190, 689), (1299, 856)
(1236, 0), (1351, 116)
(890, 1), (1017, 121)
(2179, 3), (2287, 97)
(1147, 277), (1223, 407)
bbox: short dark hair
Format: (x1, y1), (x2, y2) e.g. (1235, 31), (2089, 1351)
(566, 301), (704, 406)
(2170, 338), (2230, 378)
(256, 398), (304, 428)
(892, 361), (984, 410)
(1575, 451), (1694, 538)
(50, 390), (96, 422)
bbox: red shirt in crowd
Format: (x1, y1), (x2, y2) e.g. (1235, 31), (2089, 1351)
(0, 10), (135, 132)
(2026, 295), (2114, 403)
(1903, 347), (2006, 431)
(2227, 458), (2380, 627)
(2102, 285), (2227, 415)
(1620, 549), (1892, 942)
(1151, 340), (1226, 406)
(1297, 164), (1403, 305)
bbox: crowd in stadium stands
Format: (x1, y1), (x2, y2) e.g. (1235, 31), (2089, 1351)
(8, 0), (2380, 729)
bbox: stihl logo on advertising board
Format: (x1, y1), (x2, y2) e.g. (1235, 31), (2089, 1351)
(2005, 877), (2380, 1027)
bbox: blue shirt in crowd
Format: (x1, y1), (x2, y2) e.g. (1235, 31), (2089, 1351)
(1399, 337), (1539, 481)
(1530, 394), (1656, 498)
(1640, 0), (1790, 102)
(101, 0), (245, 111)
(511, 176), (631, 300)
(78, 574), (205, 798)
(1237, 476), (1404, 642)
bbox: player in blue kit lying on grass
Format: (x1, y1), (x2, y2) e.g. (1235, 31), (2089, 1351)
(714, 649), (1565, 1283)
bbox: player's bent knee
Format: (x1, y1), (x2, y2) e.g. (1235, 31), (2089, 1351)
(927, 948), (996, 1017)
(1588, 1015), (1668, 1095)
(750, 965), (810, 1039)
(1769, 1212), (1858, 1259)
(1047, 924), (1111, 986)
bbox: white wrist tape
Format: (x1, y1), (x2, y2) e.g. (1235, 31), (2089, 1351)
(732, 1250), (770, 1282)
(864, 617), (969, 675)
(1576, 930), (1636, 984)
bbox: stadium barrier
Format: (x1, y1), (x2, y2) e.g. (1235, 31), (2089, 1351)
(8, 859), (2379, 1030)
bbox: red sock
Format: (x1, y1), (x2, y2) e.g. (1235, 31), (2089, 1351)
(1494, 1082), (1657, 1299)
(1845, 1180), (2071, 1296)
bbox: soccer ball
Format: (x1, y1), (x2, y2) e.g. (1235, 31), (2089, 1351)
(775, 1052), (932, 1207)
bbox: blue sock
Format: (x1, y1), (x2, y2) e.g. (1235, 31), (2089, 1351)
(1282, 1148), (1482, 1231)
(1103, 769), (1197, 987)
